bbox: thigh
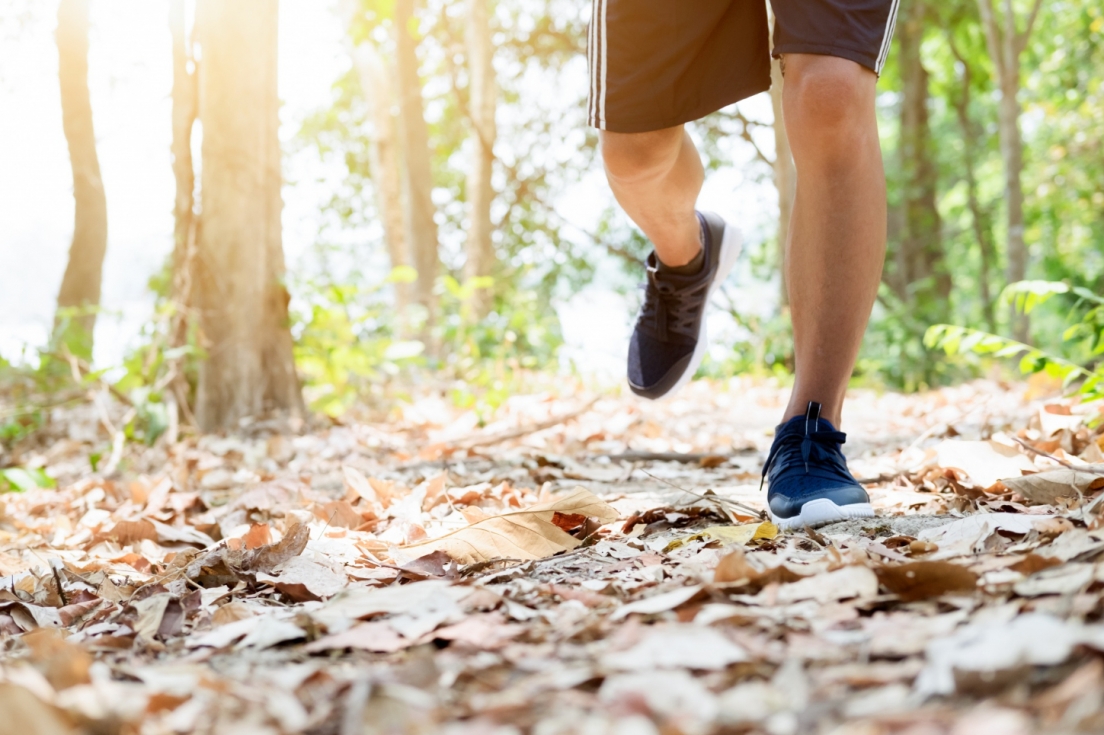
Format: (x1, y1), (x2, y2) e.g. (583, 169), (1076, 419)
(588, 0), (771, 133)
(770, 0), (900, 75)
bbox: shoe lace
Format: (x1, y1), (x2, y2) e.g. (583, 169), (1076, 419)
(759, 418), (849, 492)
(640, 264), (711, 341)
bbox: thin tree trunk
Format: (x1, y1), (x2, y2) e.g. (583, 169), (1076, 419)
(55, 0), (107, 360)
(769, 54), (794, 308)
(394, 0), (440, 337)
(463, 0), (497, 319)
(168, 0), (198, 423)
(977, 0), (1042, 341)
(350, 42), (413, 321)
(949, 39), (998, 332)
(193, 0), (303, 431)
(897, 0), (948, 312)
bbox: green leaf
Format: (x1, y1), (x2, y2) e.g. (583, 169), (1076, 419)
(1, 467), (55, 492)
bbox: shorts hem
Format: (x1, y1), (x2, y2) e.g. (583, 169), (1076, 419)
(771, 43), (880, 74)
(590, 81), (771, 134)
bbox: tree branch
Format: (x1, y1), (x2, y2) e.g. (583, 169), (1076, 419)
(975, 0), (1005, 82)
(1017, 0), (1044, 55)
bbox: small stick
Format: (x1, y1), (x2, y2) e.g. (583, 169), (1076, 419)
(639, 469), (767, 520)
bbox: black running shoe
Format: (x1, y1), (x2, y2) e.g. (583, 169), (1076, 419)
(763, 401), (874, 530)
(627, 211), (741, 400)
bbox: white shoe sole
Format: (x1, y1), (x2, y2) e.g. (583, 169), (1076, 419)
(650, 216), (742, 401)
(769, 498), (875, 530)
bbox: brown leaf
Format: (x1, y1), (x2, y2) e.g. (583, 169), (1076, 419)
(551, 511), (586, 533)
(875, 561), (979, 602)
(104, 519), (158, 545)
(256, 557), (346, 602)
(242, 523), (272, 550)
(431, 612), (523, 650)
(714, 549), (758, 585)
(0, 683), (76, 735)
(22, 629), (92, 690)
(1009, 554), (1063, 575)
(1003, 469), (1104, 506)
(401, 486), (619, 564)
(698, 455), (728, 469)
(305, 621), (409, 653)
(319, 500), (363, 530)
(401, 550), (454, 578)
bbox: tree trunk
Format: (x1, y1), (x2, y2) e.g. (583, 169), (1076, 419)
(168, 0), (198, 423)
(350, 42), (413, 321)
(169, 0), (197, 328)
(896, 0), (948, 313)
(463, 0), (497, 319)
(769, 54), (794, 308)
(948, 38), (997, 332)
(193, 0), (303, 431)
(976, 0), (1041, 341)
(54, 0), (107, 360)
(393, 0), (440, 335)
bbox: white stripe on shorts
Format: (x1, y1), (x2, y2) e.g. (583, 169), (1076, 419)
(875, 0), (901, 74)
(597, 0), (608, 129)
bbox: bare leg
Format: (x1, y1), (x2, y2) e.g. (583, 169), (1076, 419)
(780, 55), (887, 428)
(600, 126), (704, 267)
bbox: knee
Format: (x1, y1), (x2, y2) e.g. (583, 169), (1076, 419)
(783, 56), (874, 139)
(600, 127), (684, 184)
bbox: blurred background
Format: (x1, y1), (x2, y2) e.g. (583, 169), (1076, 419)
(1, 0), (1102, 436)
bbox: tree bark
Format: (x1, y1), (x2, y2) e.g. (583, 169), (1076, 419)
(463, 0), (498, 319)
(169, 0), (196, 329)
(976, 0), (1042, 341)
(168, 0), (198, 423)
(948, 38), (998, 332)
(896, 0), (948, 312)
(350, 42), (413, 320)
(193, 0), (303, 431)
(393, 0), (440, 335)
(54, 0), (107, 360)
(769, 54), (794, 308)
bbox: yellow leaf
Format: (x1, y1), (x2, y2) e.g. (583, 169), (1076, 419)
(401, 486), (619, 564)
(665, 521), (778, 552)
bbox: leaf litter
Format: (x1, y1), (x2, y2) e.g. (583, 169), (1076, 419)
(2, 379), (1104, 733)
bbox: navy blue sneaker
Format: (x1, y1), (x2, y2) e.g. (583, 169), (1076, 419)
(627, 211), (741, 400)
(762, 401), (873, 529)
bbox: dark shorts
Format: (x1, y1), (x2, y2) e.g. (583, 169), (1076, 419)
(587, 0), (900, 133)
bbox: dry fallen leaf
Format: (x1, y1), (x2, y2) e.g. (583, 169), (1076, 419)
(666, 522), (778, 552)
(875, 561), (979, 602)
(1003, 468), (1104, 506)
(400, 486), (619, 564)
(0, 683), (76, 735)
(601, 624), (748, 671)
(932, 440), (1037, 489)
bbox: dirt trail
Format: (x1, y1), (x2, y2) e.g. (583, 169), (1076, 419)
(2, 379), (1102, 735)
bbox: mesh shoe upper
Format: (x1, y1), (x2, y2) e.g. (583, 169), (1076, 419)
(627, 212), (724, 398)
(763, 402), (870, 520)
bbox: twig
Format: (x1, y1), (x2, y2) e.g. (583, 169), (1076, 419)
(1011, 436), (1104, 476)
(639, 469), (767, 520)
(597, 451), (752, 464)
(454, 396), (601, 450)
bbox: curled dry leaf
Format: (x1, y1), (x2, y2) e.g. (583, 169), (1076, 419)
(400, 486), (619, 564)
(1003, 468), (1104, 506)
(875, 561), (979, 602)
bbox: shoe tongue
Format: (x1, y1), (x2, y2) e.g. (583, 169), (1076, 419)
(776, 410), (838, 435)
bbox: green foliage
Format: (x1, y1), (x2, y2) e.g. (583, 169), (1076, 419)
(926, 280), (1104, 399)
(292, 266), (563, 417)
(0, 466), (54, 493)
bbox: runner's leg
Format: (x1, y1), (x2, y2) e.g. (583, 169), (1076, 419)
(600, 127), (705, 267)
(779, 53), (887, 428)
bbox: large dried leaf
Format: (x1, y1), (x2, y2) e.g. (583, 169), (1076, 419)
(875, 561), (979, 602)
(931, 440), (1036, 489)
(401, 486), (619, 564)
(0, 684), (75, 735)
(1002, 468), (1104, 506)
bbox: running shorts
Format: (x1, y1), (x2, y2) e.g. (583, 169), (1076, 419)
(586, 0), (900, 133)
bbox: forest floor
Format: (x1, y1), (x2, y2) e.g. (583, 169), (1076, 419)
(3, 377), (1104, 735)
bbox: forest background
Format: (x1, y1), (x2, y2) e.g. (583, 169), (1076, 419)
(1, 0), (1102, 444)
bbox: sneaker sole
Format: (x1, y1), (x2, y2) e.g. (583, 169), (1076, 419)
(642, 215), (742, 401)
(769, 498), (875, 530)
